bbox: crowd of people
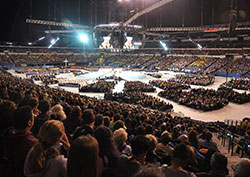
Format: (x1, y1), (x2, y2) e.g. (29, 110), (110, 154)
(220, 78), (250, 91)
(149, 80), (190, 90)
(79, 80), (116, 93)
(218, 57), (250, 75)
(1, 47), (250, 76)
(217, 87), (250, 104)
(158, 88), (229, 111)
(169, 74), (215, 86)
(104, 92), (173, 112)
(124, 81), (156, 92)
(0, 70), (250, 177)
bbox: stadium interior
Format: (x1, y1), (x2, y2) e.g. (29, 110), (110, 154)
(0, 0), (250, 177)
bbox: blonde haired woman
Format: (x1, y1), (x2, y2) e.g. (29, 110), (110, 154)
(49, 104), (67, 121)
(24, 120), (70, 177)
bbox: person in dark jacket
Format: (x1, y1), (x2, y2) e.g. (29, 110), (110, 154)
(73, 109), (95, 140)
(196, 152), (230, 177)
(1, 106), (38, 176)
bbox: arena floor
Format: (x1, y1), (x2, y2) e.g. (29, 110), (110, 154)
(9, 68), (250, 122)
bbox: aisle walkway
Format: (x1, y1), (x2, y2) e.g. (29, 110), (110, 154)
(213, 134), (240, 177)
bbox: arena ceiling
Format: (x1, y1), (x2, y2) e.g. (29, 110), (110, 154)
(1, 0), (250, 42)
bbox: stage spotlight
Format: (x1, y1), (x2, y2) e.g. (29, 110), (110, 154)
(79, 33), (88, 43)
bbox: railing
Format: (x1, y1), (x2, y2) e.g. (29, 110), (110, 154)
(215, 124), (249, 158)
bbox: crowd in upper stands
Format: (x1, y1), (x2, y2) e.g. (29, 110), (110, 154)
(1, 46), (250, 76)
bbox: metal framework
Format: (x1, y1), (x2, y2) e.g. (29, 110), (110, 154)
(124, 0), (173, 25)
(26, 19), (89, 29)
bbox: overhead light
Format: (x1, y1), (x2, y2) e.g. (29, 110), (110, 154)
(160, 41), (168, 51)
(79, 33), (88, 43)
(48, 37), (59, 48)
(38, 36), (45, 41)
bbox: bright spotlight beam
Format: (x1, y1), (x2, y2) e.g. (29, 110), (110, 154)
(79, 33), (88, 43)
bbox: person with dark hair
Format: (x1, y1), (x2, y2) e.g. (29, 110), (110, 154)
(113, 120), (125, 132)
(94, 126), (120, 170)
(1, 106), (38, 176)
(104, 116), (110, 127)
(233, 158), (250, 177)
(0, 101), (16, 163)
(31, 99), (50, 136)
(199, 131), (218, 151)
(196, 152), (229, 177)
(67, 135), (103, 177)
(118, 135), (149, 177)
(63, 105), (82, 134)
(161, 143), (196, 177)
(95, 114), (104, 128)
(27, 97), (39, 116)
(73, 109), (95, 140)
(188, 130), (200, 150)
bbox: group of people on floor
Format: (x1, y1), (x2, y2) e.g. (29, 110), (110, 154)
(170, 74), (215, 86)
(104, 92), (173, 112)
(158, 88), (229, 111)
(79, 80), (116, 93)
(149, 80), (190, 90)
(221, 78), (250, 91)
(124, 81), (156, 92)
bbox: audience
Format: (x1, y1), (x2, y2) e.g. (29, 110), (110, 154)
(161, 143), (197, 177)
(73, 109), (95, 140)
(1, 106), (37, 176)
(67, 135), (103, 177)
(24, 120), (70, 177)
(196, 152), (229, 177)
(118, 135), (149, 177)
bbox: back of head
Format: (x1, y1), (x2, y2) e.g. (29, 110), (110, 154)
(67, 135), (99, 177)
(82, 109), (95, 125)
(234, 158), (250, 177)
(13, 106), (33, 129)
(205, 131), (213, 142)
(211, 152), (228, 173)
(38, 99), (50, 114)
(28, 97), (38, 110)
(28, 120), (70, 173)
(172, 143), (191, 167)
(161, 131), (172, 145)
(113, 120), (125, 132)
(50, 104), (66, 121)
(94, 126), (113, 156)
(145, 134), (158, 151)
(38, 120), (66, 147)
(131, 135), (149, 157)
(134, 165), (165, 177)
(95, 114), (104, 127)
(113, 128), (127, 147)
(0, 100), (16, 123)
